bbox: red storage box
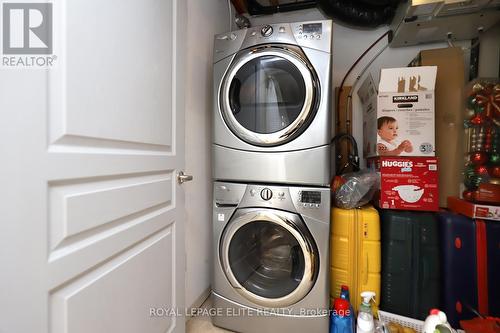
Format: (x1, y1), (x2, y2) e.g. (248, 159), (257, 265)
(368, 157), (439, 211)
(448, 196), (500, 221)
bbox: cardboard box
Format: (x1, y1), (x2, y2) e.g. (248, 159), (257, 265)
(448, 196), (500, 221)
(409, 47), (465, 208)
(358, 74), (378, 158)
(368, 157), (439, 211)
(361, 66), (437, 158)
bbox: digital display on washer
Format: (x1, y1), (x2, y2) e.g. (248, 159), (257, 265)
(300, 191), (321, 204)
(303, 23), (322, 34)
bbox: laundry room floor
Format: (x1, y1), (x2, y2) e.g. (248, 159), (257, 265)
(186, 298), (235, 333)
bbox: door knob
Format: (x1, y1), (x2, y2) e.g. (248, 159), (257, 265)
(177, 171), (193, 184)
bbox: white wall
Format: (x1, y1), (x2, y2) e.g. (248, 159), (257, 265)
(478, 22), (500, 78)
(250, 8), (471, 164)
(185, 0), (230, 309)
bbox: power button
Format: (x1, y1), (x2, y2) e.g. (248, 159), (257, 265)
(261, 188), (273, 201)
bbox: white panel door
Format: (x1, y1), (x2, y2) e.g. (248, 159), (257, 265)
(0, 1), (186, 333)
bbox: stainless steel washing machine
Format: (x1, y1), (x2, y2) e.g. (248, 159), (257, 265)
(212, 181), (330, 333)
(213, 20), (333, 186)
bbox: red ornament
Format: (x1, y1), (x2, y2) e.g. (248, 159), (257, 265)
(471, 152), (488, 165)
(472, 190), (483, 202)
(491, 166), (500, 178)
(476, 165), (489, 175)
(463, 190), (474, 201)
(470, 115), (484, 125)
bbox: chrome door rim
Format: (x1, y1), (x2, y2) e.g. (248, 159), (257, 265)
(219, 46), (317, 146)
(220, 208), (317, 308)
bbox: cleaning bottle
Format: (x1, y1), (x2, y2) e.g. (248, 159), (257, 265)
(340, 285), (350, 301)
(422, 309), (454, 333)
(356, 291), (376, 333)
(330, 297), (354, 333)
(340, 285), (355, 331)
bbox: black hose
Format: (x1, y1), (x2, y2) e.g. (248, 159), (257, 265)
(317, 0), (401, 28)
(331, 133), (360, 174)
(246, 0), (317, 16)
(336, 30), (392, 134)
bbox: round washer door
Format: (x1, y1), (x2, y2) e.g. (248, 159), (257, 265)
(219, 45), (318, 147)
(219, 208), (318, 308)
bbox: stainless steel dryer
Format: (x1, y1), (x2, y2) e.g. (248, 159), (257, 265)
(212, 181), (330, 333)
(213, 20), (333, 186)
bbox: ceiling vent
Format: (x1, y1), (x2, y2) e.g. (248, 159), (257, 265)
(390, 0), (500, 47)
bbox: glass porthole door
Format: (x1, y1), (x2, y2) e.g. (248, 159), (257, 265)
(220, 208), (318, 308)
(220, 45), (318, 146)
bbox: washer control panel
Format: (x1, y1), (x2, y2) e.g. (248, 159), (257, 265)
(226, 183), (330, 222)
(242, 185), (294, 211)
(298, 190), (322, 209)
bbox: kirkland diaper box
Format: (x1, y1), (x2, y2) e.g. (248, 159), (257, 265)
(368, 157), (439, 211)
(360, 66), (437, 158)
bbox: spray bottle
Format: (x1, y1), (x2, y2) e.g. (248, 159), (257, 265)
(356, 291), (376, 333)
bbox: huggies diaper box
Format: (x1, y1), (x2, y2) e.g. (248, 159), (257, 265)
(368, 157), (439, 212)
(360, 66), (437, 158)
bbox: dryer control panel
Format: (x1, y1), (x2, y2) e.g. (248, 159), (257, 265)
(294, 23), (323, 41)
(233, 20), (332, 54)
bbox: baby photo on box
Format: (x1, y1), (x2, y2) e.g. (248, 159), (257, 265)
(360, 66), (437, 157)
(376, 116), (413, 155)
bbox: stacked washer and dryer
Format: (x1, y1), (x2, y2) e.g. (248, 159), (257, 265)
(212, 20), (333, 333)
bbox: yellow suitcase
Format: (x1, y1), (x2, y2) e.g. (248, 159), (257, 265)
(330, 205), (381, 314)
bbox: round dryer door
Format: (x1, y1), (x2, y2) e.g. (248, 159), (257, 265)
(220, 208), (318, 308)
(220, 45), (318, 146)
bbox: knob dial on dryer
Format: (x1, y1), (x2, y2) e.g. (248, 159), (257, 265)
(261, 25), (273, 37)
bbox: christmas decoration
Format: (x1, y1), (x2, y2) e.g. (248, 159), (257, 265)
(476, 165), (489, 175)
(462, 190), (474, 201)
(490, 166), (500, 178)
(471, 152), (488, 165)
(463, 79), (500, 202)
(491, 152), (500, 165)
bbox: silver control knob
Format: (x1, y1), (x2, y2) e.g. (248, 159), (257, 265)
(261, 188), (273, 201)
(261, 25), (273, 37)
